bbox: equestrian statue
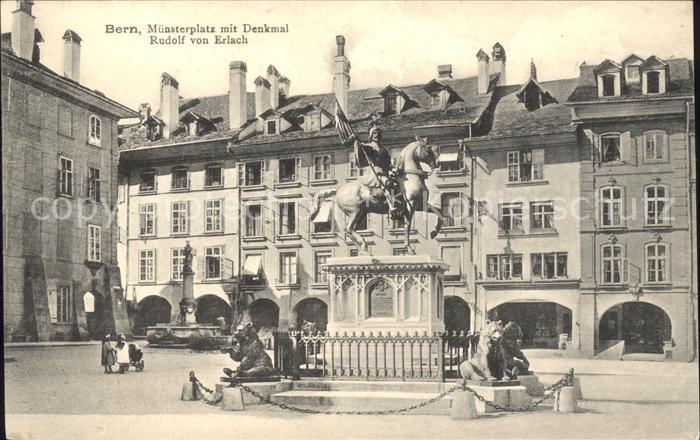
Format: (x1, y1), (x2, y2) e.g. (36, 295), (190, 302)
(310, 106), (445, 253)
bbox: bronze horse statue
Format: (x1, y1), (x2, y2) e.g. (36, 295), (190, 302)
(310, 136), (444, 253)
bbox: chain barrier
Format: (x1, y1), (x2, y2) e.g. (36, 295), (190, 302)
(187, 368), (575, 415)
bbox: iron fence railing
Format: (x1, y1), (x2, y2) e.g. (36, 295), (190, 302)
(272, 330), (479, 382)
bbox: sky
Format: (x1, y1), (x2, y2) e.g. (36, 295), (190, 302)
(0, 1), (694, 112)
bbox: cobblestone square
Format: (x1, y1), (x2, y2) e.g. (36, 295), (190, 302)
(5, 346), (698, 439)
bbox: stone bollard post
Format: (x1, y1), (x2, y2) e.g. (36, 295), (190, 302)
(181, 381), (201, 401)
(221, 387), (246, 411)
(450, 388), (478, 420)
(553, 386), (578, 413)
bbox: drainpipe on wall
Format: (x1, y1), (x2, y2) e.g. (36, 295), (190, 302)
(685, 99), (696, 362)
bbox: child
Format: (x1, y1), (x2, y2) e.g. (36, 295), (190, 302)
(115, 334), (131, 374)
(101, 334), (116, 374)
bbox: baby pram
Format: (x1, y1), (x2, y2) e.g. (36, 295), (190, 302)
(128, 343), (145, 372)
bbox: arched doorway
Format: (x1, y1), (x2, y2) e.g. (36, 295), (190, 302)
(490, 301), (572, 349)
(249, 299), (279, 330)
(444, 296), (470, 334)
(83, 291), (110, 340)
(599, 302), (671, 354)
(195, 295), (232, 326)
(134, 296), (172, 336)
(295, 298), (328, 332)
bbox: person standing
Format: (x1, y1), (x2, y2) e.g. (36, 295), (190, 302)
(101, 334), (116, 374)
(115, 334), (130, 374)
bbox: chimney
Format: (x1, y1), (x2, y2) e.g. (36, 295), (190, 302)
(333, 35), (351, 112)
(159, 73), (179, 139)
(138, 103), (151, 121)
(229, 61), (247, 129)
(438, 64), (453, 79)
(279, 76), (291, 99)
(491, 42), (506, 86)
(254, 76), (271, 116)
(476, 49), (490, 94)
(11, 0), (35, 61)
(267, 65), (280, 109)
(62, 30), (81, 82)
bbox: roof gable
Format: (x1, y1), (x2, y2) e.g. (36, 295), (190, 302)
(621, 54), (644, 66)
(640, 55), (668, 71)
(593, 59), (623, 74)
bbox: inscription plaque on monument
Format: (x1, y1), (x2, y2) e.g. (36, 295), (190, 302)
(368, 280), (393, 317)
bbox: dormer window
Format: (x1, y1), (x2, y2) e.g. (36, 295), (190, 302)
(187, 121), (198, 136)
(304, 114), (320, 132)
(594, 60), (623, 98)
(626, 65), (639, 81)
(646, 71), (660, 94)
(640, 56), (668, 95)
(602, 75), (615, 97)
(385, 96), (398, 115)
(266, 120), (277, 135)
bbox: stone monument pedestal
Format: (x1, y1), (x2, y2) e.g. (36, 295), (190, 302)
(323, 255), (448, 335)
(463, 380), (532, 413)
(518, 374), (545, 396)
(215, 380), (292, 406)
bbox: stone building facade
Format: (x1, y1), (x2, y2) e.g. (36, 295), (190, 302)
(118, 38), (513, 336)
(2, 1), (137, 341)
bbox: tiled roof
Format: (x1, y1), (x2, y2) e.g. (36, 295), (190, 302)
(477, 77), (580, 139)
(120, 73), (499, 149)
(568, 58), (694, 102)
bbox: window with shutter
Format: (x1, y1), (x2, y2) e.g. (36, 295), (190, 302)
(601, 134), (621, 162)
(48, 290), (58, 323)
(643, 130), (668, 162)
(88, 115), (101, 146)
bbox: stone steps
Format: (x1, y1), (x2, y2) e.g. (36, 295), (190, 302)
(270, 389), (453, 415)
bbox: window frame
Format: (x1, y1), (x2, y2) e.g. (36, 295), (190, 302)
(171, 166), (189, 191)
(643, 130), (668, 162)
(645, 71), (661, 94)
(600, 133), (622, 163)
(645, 242), (668, 284)
(170, 201), (190, 235)
(56, 286), (72, 324)
(139, 249), (155, 283)
(313, 249), (333, 284)
(507, 149), (544, 182)
(600, 185), (624, 228)
(485, 253), (523, 280)
(139, 203), (156, 236)
(531, 252), (568, 279)
(279, 251), (299, 285)
(313, 154), (333, 181)
(601, 74), (616, 97)
(644, 184), (670, 226)
(530, 201), (555, 230)
(601, 243), (628, 285)
(88, 115), (102, 146)
(278, 157), (301, 183)
(244, 203), (264, 238)
(204, 199), (223, 233)
(87, 166), (101, 202)
(139, 170), (157, 193)
(87, 224), (101, 262)
(204, 246), (223, 280)
(171, 247), (185, 281)
(204, 164), (223, 187)
(348, 151), (365, 178)
(238, 161), (265, 187)
(266, 119), (277, 135)
(499, 203), (524, 233)
(441, 192), (464, 228)
(58, 156), (74, 197)
(278, 201), (298, 236)
(437, 145), (465, 173)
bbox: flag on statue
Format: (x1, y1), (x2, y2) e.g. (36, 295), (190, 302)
(334, 98), (370, 168)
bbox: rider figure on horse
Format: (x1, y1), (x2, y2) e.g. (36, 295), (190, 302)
(346, 119), (404, 220)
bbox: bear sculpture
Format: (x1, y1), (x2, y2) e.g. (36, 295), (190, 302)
(221, 323), (276, 378)
(502, 321), (531, 378)
(459, 320), (507, 382)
